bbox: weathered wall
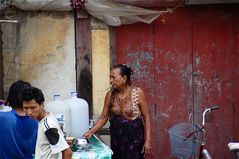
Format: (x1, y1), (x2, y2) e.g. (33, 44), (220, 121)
(2, 10), (76, 103)
(92, 29), (110, 116)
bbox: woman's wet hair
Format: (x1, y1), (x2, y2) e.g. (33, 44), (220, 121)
(6, 80), (31, 109)
(112, 64), (133, 86)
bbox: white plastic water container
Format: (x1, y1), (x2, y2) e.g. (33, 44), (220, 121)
(45, 94), (71, 135)
(0, 102), (12, 112)
(65, 92), (89, 138)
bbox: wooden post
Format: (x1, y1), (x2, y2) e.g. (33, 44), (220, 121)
(75, 14), (93, 119)
(0, 24), (3, 99)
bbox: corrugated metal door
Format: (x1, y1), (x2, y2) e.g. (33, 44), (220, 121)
(114, 6), (238, 159)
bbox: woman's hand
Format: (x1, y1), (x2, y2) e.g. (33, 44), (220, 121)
(142, 140), (152, 158)
(82, 131), (93, 139)
(0, 99), (5, 105)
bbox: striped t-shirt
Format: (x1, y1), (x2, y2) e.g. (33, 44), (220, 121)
(35, 112), (69, 159)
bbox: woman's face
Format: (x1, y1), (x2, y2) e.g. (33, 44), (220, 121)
(110, 68), (126, 89)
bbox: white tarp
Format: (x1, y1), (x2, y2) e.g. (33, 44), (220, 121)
(12, 0), (72, 11)
(85, 0), (170, 26)
(2, 0), (172, 26)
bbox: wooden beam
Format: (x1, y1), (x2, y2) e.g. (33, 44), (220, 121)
(114, 0), (183, 7)
(186, 0), (239, 4)
(0, 24), (3, 99)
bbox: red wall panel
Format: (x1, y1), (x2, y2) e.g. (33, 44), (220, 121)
(115, 23), (158, 158)
(234, 8), (239, 141)
(114, 5), (239, 159)
(153, 8), (193, 158)
(192, 7), (235, 159)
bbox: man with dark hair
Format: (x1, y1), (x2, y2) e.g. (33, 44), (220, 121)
(0, 80), (38, 159)
(22, 86), (72, 159)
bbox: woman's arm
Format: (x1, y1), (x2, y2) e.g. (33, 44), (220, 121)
(83, 91), (112, 138)
(0, 99), (5, 105)
(62, 147), (72, 159)
(138, 88), (152, 157)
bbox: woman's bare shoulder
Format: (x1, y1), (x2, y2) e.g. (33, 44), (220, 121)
(132, 86), (144, 93)
(105, 90), (113, 99)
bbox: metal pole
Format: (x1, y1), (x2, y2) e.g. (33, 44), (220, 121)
(0, 20), (18, 23)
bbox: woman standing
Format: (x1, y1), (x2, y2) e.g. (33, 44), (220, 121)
(83, 64), (152, 159)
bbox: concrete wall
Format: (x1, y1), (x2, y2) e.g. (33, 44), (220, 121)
(2, 10), (76, 103)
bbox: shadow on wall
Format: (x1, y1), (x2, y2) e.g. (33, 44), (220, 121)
(77, 55), (93, 119)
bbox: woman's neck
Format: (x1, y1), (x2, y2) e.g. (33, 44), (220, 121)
(117, 85), (131, 94)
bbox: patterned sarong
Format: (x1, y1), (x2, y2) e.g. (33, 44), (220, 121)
(110, 116), (145, 159)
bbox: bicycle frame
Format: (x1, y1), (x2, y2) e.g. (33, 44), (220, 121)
(169, 106), (219, 159)
(194, 106), (219, 159)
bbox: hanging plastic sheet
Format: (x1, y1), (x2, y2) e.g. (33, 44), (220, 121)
(12, 0), (72, 11)
(85, 0), (171, 26)
(7, 0), (172, 26)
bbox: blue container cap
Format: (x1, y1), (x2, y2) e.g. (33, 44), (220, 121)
(70, 92), (77, 97)
(53, 94), (61, 100)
